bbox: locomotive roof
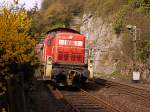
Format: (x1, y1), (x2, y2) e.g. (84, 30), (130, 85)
(46, 28), (80, 34)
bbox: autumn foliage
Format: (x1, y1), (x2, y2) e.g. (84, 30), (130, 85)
(0, 6), (36, 109)
(0, 8), (35, 63)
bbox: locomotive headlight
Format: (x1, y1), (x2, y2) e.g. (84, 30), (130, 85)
(90, 64), (93, 68)
(69, 35), (73, 39)
(47, 56), (53, 64)
(48, 56), (52, 61)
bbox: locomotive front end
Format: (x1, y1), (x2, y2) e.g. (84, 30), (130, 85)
(52, 32), (90, 85)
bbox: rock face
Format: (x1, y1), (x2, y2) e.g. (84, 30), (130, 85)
(80, 14), (122, 74)
(70, 16), (82, 31)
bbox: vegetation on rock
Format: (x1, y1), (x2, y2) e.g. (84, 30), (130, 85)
(31, 0), (84, 34)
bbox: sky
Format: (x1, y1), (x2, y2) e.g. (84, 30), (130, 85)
(0, 0), (42, 10)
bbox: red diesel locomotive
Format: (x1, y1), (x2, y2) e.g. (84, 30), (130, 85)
(35, 28), (93, 86)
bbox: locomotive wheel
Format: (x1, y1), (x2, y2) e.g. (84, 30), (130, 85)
(82, 69), (90, 78)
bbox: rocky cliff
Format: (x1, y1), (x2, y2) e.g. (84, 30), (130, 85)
(80, 14), (123, 74)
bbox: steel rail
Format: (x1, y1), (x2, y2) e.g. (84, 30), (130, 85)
(47, 84), (80, 112)
(80, 89), (122, 112)
(96, 78), (150, 100)
(47, 84), (121, 112)
(61, 89), (121, 112)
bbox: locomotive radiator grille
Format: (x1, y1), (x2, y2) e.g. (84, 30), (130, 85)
(58, 52), (83, 63)
(58, 52), (63, 60)
(64, 53), (69, 61)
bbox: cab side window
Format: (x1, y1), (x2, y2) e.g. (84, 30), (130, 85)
(47, 40), (51, 46)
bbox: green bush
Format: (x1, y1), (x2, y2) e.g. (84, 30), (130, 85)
(138, 40), (150, 62)
(112, 6), (128, 33)
(111, 70), (121, 77)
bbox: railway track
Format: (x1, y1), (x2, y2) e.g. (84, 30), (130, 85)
(47, 85), (77, 112)
(95, 78), (150, 100)
(48, 84), (121, 112)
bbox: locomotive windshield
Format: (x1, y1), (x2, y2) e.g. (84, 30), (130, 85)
(59, 39), (83, 46)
